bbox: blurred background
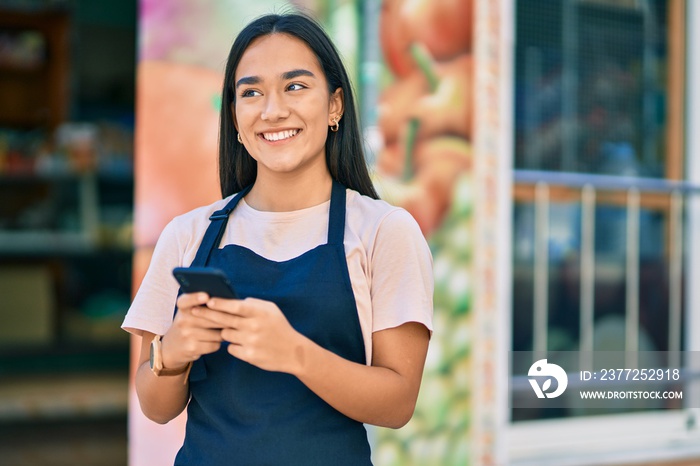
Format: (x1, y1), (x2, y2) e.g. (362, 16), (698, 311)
(0, 1), (134, 465)
(0, 0), (699, 465)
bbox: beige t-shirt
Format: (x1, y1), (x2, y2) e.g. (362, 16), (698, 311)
(122, 188), (434, 363)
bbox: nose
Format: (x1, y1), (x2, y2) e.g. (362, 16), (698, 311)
(261, 91), (290, 122)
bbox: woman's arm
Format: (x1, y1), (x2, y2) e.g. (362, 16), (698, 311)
(134, 330), (190, 424)
(294, 320), (430, 428)
(196, 297), (429, 428)
(135, 293), (224, 424)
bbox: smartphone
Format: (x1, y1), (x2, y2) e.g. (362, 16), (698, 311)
(173, 266), (238, 299)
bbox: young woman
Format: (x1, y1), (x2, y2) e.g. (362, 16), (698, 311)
(123, 12), (433, 465)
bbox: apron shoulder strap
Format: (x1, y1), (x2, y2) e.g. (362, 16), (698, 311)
(327, 180), (347, 246)
(191, 185), (252, 267)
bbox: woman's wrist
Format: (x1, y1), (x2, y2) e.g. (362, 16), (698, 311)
(160, 334), (190, 370)
(288, 333), (315, 377)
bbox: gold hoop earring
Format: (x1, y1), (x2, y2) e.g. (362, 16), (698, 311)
(330, 117), (340, 132)
(237, 133), (243, 143)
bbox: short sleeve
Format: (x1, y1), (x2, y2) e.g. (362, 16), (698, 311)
(121, 218), (185, 336)
(369, 209), (434, 333)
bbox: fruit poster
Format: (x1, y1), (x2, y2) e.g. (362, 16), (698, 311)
(372, 0), (512, 464)
(370, 0), (475, 464)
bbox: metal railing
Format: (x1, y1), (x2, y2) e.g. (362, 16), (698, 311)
(514, 170), (700, 370)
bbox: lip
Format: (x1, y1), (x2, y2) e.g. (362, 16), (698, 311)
(257, 128), (301, 144)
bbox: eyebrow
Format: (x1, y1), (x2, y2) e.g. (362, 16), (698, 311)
(235, 69), (316, 89)
(235, 76), (260, 88)
(282, 69), (316, 80)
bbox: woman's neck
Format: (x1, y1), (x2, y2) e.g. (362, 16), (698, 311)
(245, 173), (333, 212)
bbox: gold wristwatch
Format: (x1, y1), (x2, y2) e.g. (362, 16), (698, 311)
(150, 334), (192, 377)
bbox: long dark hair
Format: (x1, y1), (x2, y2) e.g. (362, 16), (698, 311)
(218, 13), (378, 199)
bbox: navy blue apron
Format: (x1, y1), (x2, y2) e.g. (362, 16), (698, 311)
(174, 181), (372, 466)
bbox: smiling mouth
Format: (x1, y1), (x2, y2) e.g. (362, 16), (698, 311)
(261, 129), (300, 142)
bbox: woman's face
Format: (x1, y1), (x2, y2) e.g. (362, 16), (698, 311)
(233, 33), (343, 181)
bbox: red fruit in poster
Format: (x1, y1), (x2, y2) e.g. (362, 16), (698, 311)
(375, 136), (471, 236)
(380, 0), (415, 78)
(413, 53), (473, 141)
(377, 70), (429, 146)
(374, 175), (438, 235)
(379, 0), (474, 77)
(135, 61), (222, 247)
(378, 53), (473, 146)
(376, 142), (403, 178)
(413, 136), (472, 175)
(403, 0), (473, 61)
(411, 136), (472, 234)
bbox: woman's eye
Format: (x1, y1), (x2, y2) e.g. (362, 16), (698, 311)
(240, 89), (261, 98)
(287, 83), (305, 91)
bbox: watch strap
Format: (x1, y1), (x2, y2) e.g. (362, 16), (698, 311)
(155, 361), (192, 377)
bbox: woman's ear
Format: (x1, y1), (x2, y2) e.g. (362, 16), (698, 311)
(329, 87), (344, 125)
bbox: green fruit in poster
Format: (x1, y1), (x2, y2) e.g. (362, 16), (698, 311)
(446, 316), (471, 362)
(374, 439), (409, 466)
(450, 174), (475, 219)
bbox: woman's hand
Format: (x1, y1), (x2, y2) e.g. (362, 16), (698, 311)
(189, 296), (430, 429)
(193, 297), (304, 374)
(161, 292), (225, 369)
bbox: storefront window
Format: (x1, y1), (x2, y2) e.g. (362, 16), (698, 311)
(514, 0), (669, 176)
(511, 0), (684, 423)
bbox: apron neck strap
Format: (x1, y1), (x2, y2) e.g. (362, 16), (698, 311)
(327, 180), (346, 245)
(191, 184), (252, 267)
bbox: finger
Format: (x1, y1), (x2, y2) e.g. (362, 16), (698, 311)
(175, 343), (221, 362)
(206, 297), (243, 314)
(178, 341), (222, 361)
(226, 340), (250, 359)
(176, 306), (224, 330)
(209, 296), (271, 317)
(177, 292), (210, 310)
(189, 306), (233, 329)
(185, 327), (224, 343)
(221, 327), (243, 344)
(193, 307), (245, 329)
(169, 316), (223, 343)
(200, 341), (223, 355)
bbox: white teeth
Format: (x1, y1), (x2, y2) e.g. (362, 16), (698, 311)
(262, 129), (298, 141)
